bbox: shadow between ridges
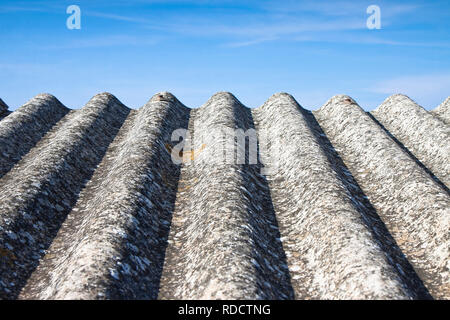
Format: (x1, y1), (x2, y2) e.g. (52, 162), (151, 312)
(233, 104), (295, 300)
(301, 108), (432, 300)
(367, 112), (449, 195)
(103, 105), (191, 299)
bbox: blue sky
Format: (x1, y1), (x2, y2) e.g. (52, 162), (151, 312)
(0, 0), (449, 110)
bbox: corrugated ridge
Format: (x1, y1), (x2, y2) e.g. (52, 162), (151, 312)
(0, 91), (447, 300)
(0, 94), (70, 179)
(20, 92), (189, 299)
(314, 95), (450, 299)
(431, 97), (450, 125)
(0, 93), (129, 299)
(252, 92), (426, 299)
(432, 96), (450, 124)
(159, 92), (294, 299)
(372, 94), (449, 187)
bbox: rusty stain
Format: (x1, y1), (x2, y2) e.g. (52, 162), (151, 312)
(165, 143), (206, 163)
(178, 178), (199, 192)
(0, 248), (16, 267)
(343, 98), (354, 105)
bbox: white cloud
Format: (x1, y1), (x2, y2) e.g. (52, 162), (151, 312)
(224, 36), (278, 48)
(86, 11), (154, 25)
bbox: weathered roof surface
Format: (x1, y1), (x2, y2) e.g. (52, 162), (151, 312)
(0, 92), (448, 300)
(431, 97), (450, 125)
(371, 94), (449, 187)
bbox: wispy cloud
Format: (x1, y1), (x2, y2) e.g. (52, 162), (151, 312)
(224, 36), (278, 48)
(261, 0), (420, 17)
(370, 73), (450, 107)
(142, 17), (366, 48)
(86, 11), (153, 25)
(80, 1), (427, 48)
(220, 19), (366, 47)
(293, 34), (450, 48)
(0, 0), (65, 13)
(66, 0), (428, 48)
(181, 19), (365, 37)
(88, 7), (365, 37)
(0, 5), (48, 13)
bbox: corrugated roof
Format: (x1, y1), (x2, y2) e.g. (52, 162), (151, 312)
(432, 96), (450, 125)
(0, 92), (448, 300)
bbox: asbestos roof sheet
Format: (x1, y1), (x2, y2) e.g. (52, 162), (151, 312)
(0, 92), (448, 300)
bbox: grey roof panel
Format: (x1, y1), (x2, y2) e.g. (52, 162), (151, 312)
(159, 93), (295, 299)
(0, 92), (449, 300)
(314, 95), (449, 300)
(0, 93), (129, 299)
(252, 93), (420, 299)
(371, 94), (449, 187)
(0, 94), (69, 179)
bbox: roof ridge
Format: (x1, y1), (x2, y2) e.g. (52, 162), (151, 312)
(316, 94), (362, 114)
(85, 92), (130, 113)
(6, 92), (435, 112)
(373, 94), (426, 114)
(146, 91), (189, 109)
(258, 92), (302, 111)
(197, 91), (246, 110)
(434, 96), (450, 112)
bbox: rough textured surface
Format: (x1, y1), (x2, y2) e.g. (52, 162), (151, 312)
(0, 92), (449, 300)
(0, 94), (69, 178)
(0, 93), (129, 299)
(372, 94), (449, 187)
(314, 95), (449, 300)
(19, 92), (188, 299)
(251, 93), (426, 299)
(159, 93), (294, 299)
(431, 97), (450, 125)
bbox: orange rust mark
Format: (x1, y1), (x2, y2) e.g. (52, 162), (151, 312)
(343, 98), (354, 105)
(165, 143), (206, 163)
(178, 178), (199, 192)
(0, 248), (16, 267)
